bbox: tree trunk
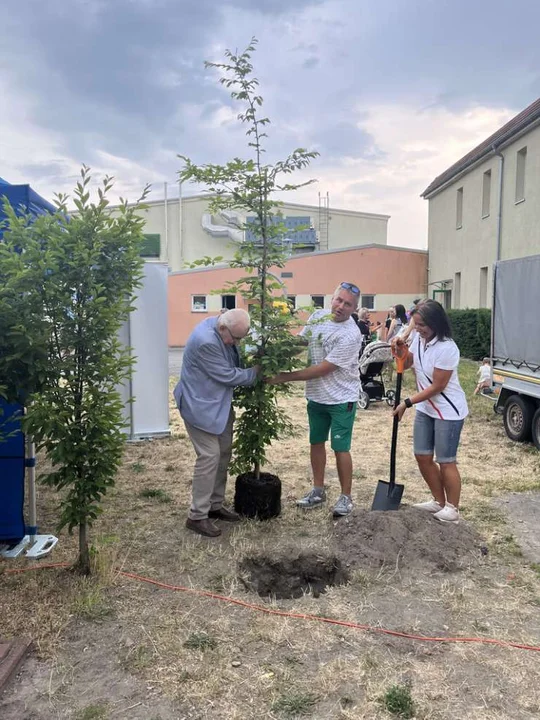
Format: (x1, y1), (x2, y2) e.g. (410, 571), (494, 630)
(77, 521), (91, 575)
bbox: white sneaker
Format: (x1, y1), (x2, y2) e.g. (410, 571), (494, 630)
(296, 487), (326, 509)
(332, 494), (353, 517)
(412, 499), (443, 513)
(433, 503), (460, 524)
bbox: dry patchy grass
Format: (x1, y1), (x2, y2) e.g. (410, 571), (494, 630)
(1, 361), (540, 719)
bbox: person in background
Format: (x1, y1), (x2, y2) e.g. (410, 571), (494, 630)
(391, 299), (468, 524)
(383, 307), (394, 341)
(357, 307), (372, 356)
(267, 282), (363, 517)
(174, 309), (260, 538)
(473, 358), (492, 395)
(401, 299), (422, 345)
(386, 303), (408, 342)
(406, 298), (421, 323)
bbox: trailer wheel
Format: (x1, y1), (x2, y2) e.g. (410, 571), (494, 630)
(503, 395), (534, 442)
(532, 408), (540, 451)
(358, 391), (370, 410)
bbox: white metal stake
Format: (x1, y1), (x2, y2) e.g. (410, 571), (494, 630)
(24, 435), (59, 559)
(27, 437), (37, 543)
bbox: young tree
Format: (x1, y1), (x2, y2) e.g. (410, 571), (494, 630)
(180, 38), (319, 481)
(1, 168), (148, 573)
(0, 207), (51, 422)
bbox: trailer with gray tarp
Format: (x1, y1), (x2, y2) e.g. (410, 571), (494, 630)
(492, 254), (540, 448)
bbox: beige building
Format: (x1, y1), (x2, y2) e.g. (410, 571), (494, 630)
(113, 191), (390, 271)
(422, 97), (540, 309)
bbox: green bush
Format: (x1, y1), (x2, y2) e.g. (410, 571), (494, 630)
(447, 308), (491, 360)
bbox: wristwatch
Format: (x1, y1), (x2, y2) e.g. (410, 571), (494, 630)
(404, 397), (413, 408)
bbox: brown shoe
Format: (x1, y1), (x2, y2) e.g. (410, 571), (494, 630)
(185, 517), (221, 537)
(208, 506), (241, 522)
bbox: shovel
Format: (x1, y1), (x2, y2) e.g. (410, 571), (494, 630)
(371, 345), (407, 511)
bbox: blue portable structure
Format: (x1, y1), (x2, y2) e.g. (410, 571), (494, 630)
(0, 177), (56, 238)
(0, 400), (25, 543)
(0, 178), (58, 558)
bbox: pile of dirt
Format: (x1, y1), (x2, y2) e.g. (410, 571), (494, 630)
(334, 507), (485, 573)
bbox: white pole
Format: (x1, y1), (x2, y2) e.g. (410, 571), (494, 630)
(163, 181), (169, 264)
(178, 179), (183, 268)
(26, 437), (37, 543)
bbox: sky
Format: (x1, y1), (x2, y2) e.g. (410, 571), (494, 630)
(2, 0), (540, 249)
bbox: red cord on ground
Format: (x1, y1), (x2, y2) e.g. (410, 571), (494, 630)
(6, 562), (540, 654)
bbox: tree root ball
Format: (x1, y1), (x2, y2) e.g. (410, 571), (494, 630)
(234, 471), (281, 520)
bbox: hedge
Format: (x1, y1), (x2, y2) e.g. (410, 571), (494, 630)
(447, 308), (491, 361)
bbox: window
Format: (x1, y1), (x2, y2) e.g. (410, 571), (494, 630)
(515, 147), (527, 203)
(140, 234), (160, 258)
(361, 295), (374, 310)
(482, 171), (491, 218)
(479, 267), (488, 308)
(456, 187), (463, 229)
(433, 289), (451, 309)
(191, 295), (207, 312)
(281, 271), (293, 278)
(311, 295), (324, 309)
(454, 272), (461, 309)
(287, 295), (297, 310)
(221, 295), (236, 310)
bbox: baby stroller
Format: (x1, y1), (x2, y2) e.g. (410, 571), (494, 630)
(358, 340), (396, 410)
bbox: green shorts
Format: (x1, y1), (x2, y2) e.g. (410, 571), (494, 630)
(307, 400), (357, 452)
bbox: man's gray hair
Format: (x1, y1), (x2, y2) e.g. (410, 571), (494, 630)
(218, 308), (251, 332)
(333, 284), (360, 308)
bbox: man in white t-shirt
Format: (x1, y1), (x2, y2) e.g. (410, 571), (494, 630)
(268, 283), (363, 516)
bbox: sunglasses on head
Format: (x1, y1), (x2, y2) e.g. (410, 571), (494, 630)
(340, 282), (360, 295)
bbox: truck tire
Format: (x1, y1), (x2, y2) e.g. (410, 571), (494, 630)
(532, 407), (540, 451)
(503, 395), (534, 442)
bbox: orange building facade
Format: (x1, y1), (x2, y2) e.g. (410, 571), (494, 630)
(168, 245), (428, 346)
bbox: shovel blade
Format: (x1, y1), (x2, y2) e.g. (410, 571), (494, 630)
(371, 480), (404, 511)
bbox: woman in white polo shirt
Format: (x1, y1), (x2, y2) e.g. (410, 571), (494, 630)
(391, 299), (468, 524)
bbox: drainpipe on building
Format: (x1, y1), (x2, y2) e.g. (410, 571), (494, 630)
(178, 179), (183, 269)
(491, 143), (504, 261)
(490, 144), (504, 374)
(164, 181), (169, 265)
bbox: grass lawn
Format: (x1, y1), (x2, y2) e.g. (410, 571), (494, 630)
(1, 359), (540, 719)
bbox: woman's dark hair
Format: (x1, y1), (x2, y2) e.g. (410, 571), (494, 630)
(411, 299), (452, 340)
(394, 304), (408, 324)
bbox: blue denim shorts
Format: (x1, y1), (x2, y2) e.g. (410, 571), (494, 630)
(413, 410), (465, 463)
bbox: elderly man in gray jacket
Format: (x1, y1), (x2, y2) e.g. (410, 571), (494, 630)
(174, 309), (259, 537)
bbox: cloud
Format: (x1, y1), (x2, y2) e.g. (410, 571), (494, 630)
(302, 57), (320, 69)
(282, 102), (517, 248)
(1, 0), (539, 246)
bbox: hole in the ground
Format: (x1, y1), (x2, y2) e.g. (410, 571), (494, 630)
(239, 552), (349, 599)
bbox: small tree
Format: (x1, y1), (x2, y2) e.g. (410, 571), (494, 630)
(180, 38), (319, 478)
(0, 208), (51, 435)
(1, 168), (148, 573)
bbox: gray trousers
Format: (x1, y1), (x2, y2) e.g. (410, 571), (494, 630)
(184, 411), (234, 520)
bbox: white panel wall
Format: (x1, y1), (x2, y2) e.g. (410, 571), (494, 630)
(120, 262), (170, 439)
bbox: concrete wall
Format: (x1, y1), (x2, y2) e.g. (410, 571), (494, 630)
(427, 123), (540, 308)
(168, 245), (427, 346)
